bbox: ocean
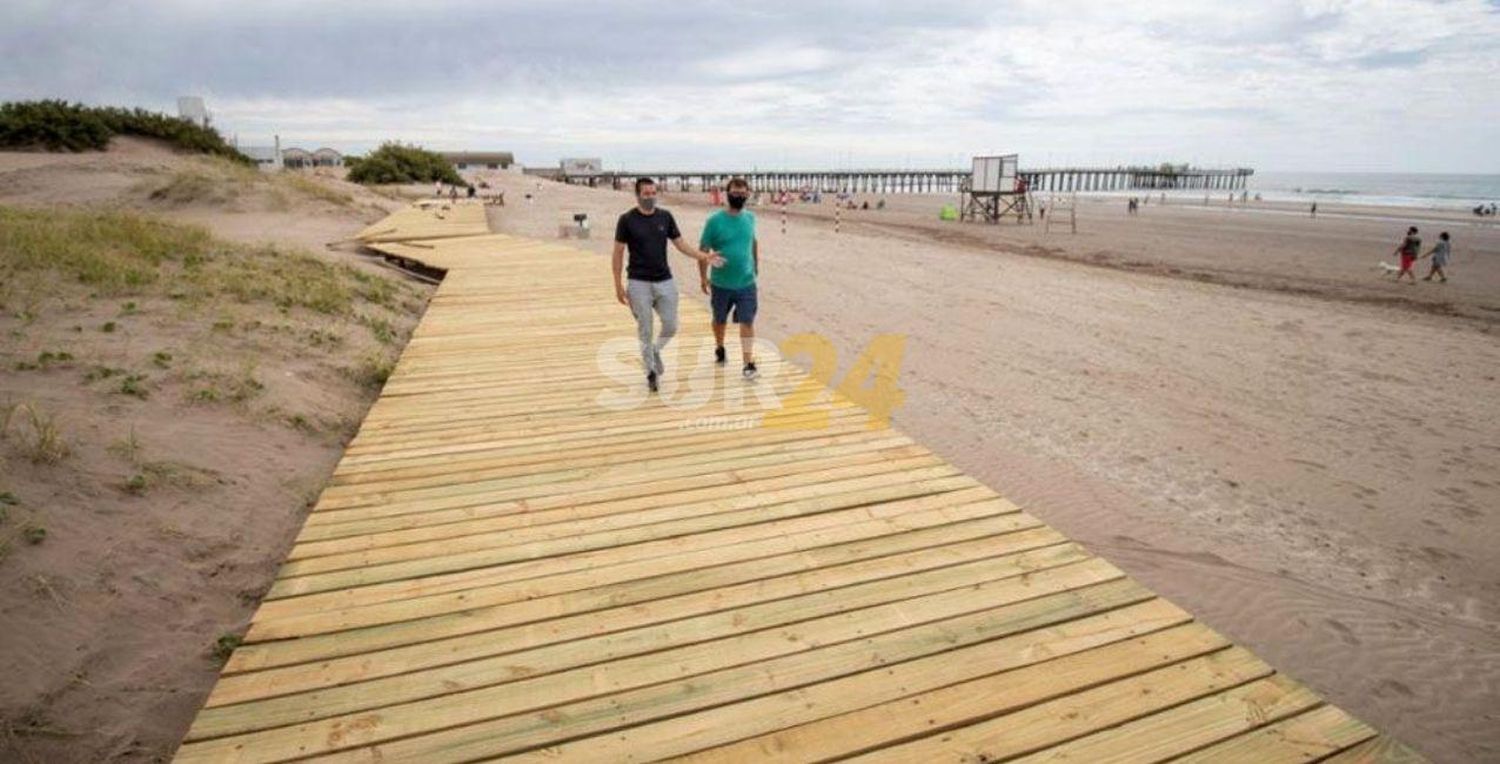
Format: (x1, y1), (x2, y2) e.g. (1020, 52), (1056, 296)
(1246, 172), (1500, 211)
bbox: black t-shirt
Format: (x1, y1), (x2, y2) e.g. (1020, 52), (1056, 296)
(615, 208), (681, 282)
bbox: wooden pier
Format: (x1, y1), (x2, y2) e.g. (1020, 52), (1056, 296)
(559, 166), (1253, 194)
(173, 202), (1414, 763)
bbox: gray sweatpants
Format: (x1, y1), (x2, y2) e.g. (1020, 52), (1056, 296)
(626, 278), (678, 374)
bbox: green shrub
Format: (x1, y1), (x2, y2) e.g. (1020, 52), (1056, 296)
(346, 142), (463, 186)
(0, 100), (251, 164)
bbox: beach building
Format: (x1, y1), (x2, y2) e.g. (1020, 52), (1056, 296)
(438, 150), (517, 184)
(239, 135), (284, 171)
(281, 146), (344, 169)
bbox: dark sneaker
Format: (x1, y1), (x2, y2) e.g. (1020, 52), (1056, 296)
(647, 370), (659, 393)
(715, 345), (727, 365)
(742, 362), (758, 381)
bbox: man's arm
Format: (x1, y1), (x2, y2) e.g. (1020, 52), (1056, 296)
(753, 238), (759, 276)
(671, 236), (724, 267)
(611, 242), (628, 305)
(697, 224), (714, 294)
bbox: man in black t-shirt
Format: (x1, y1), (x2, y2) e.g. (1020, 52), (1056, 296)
(612, 177), (722, 392)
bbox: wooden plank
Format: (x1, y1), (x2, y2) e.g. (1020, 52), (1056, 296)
(244, 494), (1015, 639)
(231, 500), (1025, 669)
(209, 526), (1068, 706)
(267, 471), (974, 599)
(175, 564), (1136, 760)
(190, 543), (1093, 738)
(261, 582), (1159, 764)
(1168, 705), (1378, 763)
(1319, 735), (1430, 764)
(173, 219), (1417, 763)
(847, 649), (1280, 763)
(525, 609), (1213, 763)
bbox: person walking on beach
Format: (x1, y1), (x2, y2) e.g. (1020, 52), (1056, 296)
(1421, 232), (1452, 283)
(1392, 226), (1421, 283)
(698, 177), (761, 381)
(613, 177), (723, 393)
(1310, 202), (1318, 218)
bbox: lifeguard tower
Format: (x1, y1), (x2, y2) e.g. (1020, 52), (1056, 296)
(961, 154), (1032, 224)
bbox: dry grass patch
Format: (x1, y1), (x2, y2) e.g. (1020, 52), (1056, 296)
(0, 402), (71, 465)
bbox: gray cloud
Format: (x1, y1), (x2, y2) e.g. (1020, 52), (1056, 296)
(1, 0), (1496, 172)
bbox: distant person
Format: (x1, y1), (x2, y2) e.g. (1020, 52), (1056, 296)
(449, 185), (458, 203)
(698, 177), (761, 380)
(612, 177), (722, 393)
(876, 198), (886, 210)
(1421, 232), (1451, 283)
(1392, 226), (1421, 283)
(466, 184), (476, 199)
(1311, 202), (1318, 218)
(861, 200), (869, 210)
(434, 180), (442, 197)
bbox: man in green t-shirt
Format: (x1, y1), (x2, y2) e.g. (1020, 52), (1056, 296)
(698, 177), (761, 380)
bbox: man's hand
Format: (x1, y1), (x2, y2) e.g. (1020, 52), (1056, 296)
(615, 284), (629, 306)
(700, 278), (710, 295)
(701, 249), (725, 268)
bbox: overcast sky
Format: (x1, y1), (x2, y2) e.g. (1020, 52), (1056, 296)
(3, 0), (1498, 172)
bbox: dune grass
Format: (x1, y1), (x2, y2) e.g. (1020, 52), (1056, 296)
(280, 174), (354, 207)
(0, 205), (390, 315)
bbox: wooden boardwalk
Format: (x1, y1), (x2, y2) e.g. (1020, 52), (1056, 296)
(174, 205), (1421, 762)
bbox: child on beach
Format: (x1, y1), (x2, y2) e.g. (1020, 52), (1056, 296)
(1421, 232), (1451, 283)
(1392, 226), (1421, 283)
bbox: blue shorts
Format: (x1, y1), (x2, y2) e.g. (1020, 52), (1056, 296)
(710, 284), (758, 325)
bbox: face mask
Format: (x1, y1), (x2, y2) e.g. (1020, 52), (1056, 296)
(638, 196), (656, 211)
(727, 194), (748, 210)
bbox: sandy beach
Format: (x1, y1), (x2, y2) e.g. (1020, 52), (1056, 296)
(3, 149), (1496, 761)
(486, 174), (1500, 763)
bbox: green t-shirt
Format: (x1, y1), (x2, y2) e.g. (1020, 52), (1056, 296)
(699, 209), (757, 289)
